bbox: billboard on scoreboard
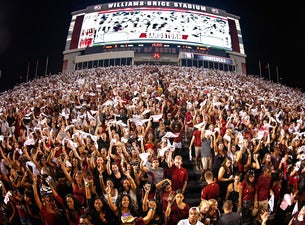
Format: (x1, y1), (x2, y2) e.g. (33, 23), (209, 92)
(78, 5), (232, 50)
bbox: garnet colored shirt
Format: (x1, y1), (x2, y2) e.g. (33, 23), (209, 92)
(201, 182), (220, 200)
(255, 174), (272, 201)
(193, 129), (202, 147)
(167, 166), (188, 191)
(241, 181), (255, 201)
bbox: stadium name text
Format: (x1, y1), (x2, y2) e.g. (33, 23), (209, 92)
(107, 1), (207, 12)
(146, 32), (182, 39)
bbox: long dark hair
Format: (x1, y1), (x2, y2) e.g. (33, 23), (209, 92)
(117, 193), (139, 217)
(119, 177), (131, 194)
(243, 170), (255, 185)
(65, 193), (82, 223)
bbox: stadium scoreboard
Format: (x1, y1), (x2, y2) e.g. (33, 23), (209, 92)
(63, 0), (246, 73)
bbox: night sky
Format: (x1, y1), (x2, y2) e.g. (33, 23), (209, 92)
(0, 0), (303, 92)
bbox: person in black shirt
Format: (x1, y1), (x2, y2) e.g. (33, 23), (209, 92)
(218, 200), (242, 225)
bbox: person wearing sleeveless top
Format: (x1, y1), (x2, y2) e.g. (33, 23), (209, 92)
(225, 172), (242, 213)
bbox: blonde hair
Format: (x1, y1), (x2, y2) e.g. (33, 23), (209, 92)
(199, 199), (210, 212)
(208, 198), (218, 206)
(175, 155), (183, 161)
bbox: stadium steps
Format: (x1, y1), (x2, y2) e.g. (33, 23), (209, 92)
(179, 145), (203, 207)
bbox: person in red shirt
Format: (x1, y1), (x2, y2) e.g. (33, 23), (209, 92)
(156, 178), (175, 213)
(254, 166), (273, 217)
(167, 155), (188, 194)
(189, 127), (202, 170)
(240, 171), (256, 223)
(288, 163), (301, 193)
(170, 120), (184, 157)
(184, 108), (194, 142)
(200, 171), (220, 201)
(165, 191), (190, 225)
(32, 175), (65, 225)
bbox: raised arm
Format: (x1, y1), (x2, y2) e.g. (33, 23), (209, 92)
(106, 155), (112, 175)
(155, 178), (171, 190)
(61, 160), (74, 185)
(142, 183), (151, 212)
(32, 175), (42, 210)
(124, 170), (137, 191)
(164, 193), (174, 218)
(142, 199), (157, 224)
(105, 186), (118, 213)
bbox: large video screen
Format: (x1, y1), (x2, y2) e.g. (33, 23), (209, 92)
(78, 8), (232, 50)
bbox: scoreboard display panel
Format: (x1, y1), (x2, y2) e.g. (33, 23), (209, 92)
(65, 1), (246, 74)
(76, 1), (232, 50)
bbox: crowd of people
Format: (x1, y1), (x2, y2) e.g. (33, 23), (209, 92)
(0, 65), (305, 225)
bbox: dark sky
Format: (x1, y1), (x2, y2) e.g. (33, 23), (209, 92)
(0, 0), (304, 92)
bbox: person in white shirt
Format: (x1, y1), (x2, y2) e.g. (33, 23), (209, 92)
(177, 206), (204, 225)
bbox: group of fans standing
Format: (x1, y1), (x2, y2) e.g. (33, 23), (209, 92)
(0, 65), (305, 225)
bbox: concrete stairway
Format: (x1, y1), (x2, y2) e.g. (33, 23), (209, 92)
(180, 147), (204, 207)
